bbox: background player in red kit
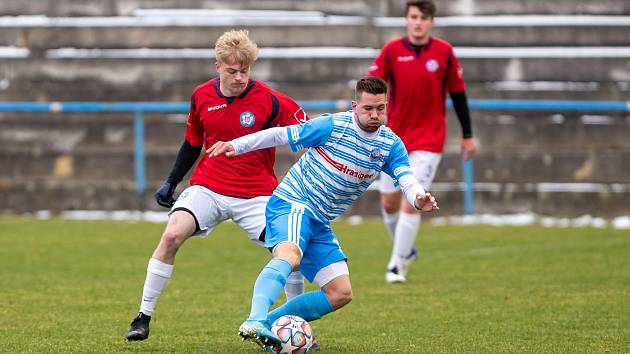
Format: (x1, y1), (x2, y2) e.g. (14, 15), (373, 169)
(368, 0), (476, 283)
(125, 29), (309, 340)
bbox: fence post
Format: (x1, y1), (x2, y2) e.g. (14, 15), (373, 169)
(462, 158), (474, 214)
(133, 110), (146, 210)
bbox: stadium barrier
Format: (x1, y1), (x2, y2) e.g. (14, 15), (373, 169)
(1, 99), (628, 213)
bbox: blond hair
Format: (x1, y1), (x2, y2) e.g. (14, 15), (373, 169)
(214, 29), (259, 65)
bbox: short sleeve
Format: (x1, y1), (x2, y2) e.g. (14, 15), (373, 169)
(274, 92), (310, 126)
(367, 42), (391, 81)
(286, 115), (334, 152)
(382, 138), (413, 186)
(184, 92), (204, 147)
(447, 48), (466, 93)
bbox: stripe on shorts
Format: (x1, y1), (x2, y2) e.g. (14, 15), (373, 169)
(288, 203), (304, 245)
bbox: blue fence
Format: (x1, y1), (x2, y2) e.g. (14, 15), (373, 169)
(1, 99), (628, 213)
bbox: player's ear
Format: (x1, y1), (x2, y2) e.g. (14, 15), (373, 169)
(351, 101), (358, 111)
(215, 61), (220, 72)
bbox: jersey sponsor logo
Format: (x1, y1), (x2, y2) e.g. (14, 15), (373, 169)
(425, 59), (439, 72)
(315, 147), (374, 180)
(370, 148), (381, 161)
(293, 108), (308, 123)
(239, 111), (256, 127)
(177, 191), (189, 200)
(208, 103), (227, 111)
(397, 55), (414, 62)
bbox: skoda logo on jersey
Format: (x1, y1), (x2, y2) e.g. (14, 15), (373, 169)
(177, 191), (189, 201)
(370, 148), (381, 161)
(425, 59), (439, 73)
(239, 111), (256, 127)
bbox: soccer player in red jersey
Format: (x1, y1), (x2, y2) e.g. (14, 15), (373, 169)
(368, 0), (476, 283)
(125, 30), (309, 341)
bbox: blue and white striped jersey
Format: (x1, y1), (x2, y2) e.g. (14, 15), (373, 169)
(276, 111), (414, 223)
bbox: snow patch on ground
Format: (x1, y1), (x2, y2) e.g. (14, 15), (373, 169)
(30, 210), (630, 230)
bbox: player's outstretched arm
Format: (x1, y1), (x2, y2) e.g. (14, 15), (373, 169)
(396, 173), (439, 212)
(206, 141), (236, 157)
(414, 192), (439, 212)
(207, 126), (289, 157)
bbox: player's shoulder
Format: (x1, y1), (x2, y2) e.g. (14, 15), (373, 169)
(253, 80), (287, 97)
(327, 111), (354, 124)
(378, 125), (403, 144)
(383, 37), (405, 51)
(253, 80), (301, 103)
(385, 36), (405, 46)
(430, 37), (455, 51)
(191, 78), (215, 95)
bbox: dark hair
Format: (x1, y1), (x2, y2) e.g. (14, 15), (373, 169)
(356, 76), (388, 99)
(405, 0), (436, 17)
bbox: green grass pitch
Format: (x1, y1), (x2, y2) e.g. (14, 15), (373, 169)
(0, 218), (628, 353)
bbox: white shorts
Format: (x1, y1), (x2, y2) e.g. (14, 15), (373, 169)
(379, 150), (442, 193)
(170, 185), (269, 243)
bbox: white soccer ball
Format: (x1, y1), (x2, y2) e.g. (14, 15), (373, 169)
(270, 315), (314, 354)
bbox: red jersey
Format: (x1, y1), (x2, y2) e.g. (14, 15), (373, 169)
(368, 36), (466, 153)
(185, 79), (308, 198)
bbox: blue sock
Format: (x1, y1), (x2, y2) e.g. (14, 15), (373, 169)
(248, 258), (293, 321)
(267, 290), (334, 324)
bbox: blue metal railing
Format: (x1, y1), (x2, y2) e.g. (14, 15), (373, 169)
(1, 99), (628, 213)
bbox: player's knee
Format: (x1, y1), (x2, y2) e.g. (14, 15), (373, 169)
(160, 229), (187, 252)
(273, 243), (302, 270)
(332, 287), (353, 309)
(381, 194), (400, 213)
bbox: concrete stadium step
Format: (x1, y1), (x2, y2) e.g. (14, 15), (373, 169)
(2, 111), (628, 151)
(0, 0), (387, 17)
(1, 179), (629, 217)
(3, 148), (629, 184)
(1, 55), (629, 101)
(0, 112), (187, 149)
(2, 16), (629, 49)
(444, 111), (630, 152)
(2, 0), (629, 17)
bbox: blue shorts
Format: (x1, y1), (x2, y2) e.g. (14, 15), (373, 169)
(265, 195), (347, 282)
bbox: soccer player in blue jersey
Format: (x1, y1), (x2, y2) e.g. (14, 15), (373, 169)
(207, 76), (439, 350)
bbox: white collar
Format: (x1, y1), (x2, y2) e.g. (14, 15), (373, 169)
(351, 111), (382, 139)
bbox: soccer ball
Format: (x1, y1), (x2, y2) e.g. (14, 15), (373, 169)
(270, 315), (313, 354)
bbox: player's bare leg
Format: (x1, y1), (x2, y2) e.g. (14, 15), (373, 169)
(126, 211), (196, 341)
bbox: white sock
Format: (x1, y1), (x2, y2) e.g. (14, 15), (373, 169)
(381, 209), (399, 241)
(284, 271), (305, 301)
(140, 258), (174, 316)
(387, 212), (421, 270)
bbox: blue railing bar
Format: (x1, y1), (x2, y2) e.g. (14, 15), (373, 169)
(462, 158), (474, 215)
(460, 99), (630, 112)
(133, 111), (146, 208)
(0, 99), (628, 112)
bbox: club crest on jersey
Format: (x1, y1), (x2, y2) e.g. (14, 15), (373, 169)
(239, 111), (256, 127)
(425, 59), (439, 73)
(370, 148), (381, 161)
